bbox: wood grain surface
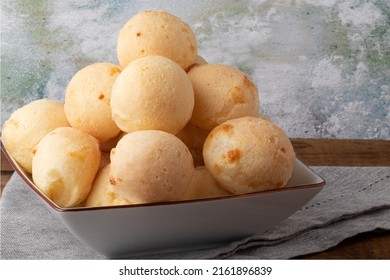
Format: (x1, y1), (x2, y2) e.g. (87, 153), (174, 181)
(1, 138), (389, 259)
(291, 138), (390, 166)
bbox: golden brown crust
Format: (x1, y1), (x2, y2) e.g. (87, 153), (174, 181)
(181, 166), (230, 200)
(111, 56), (194, 134)
(32, 127), (101, 208)
(203, 117), (296, 194)
(117, 10), (197, 69)
(64, 62), (122, 143)
(1, 99), (70, 174)
(85, 164), (131, 207)
(188, 64), (260, 131)
(109, 130), (194, 203)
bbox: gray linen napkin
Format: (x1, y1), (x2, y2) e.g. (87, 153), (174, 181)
(1, 166), (389, 259)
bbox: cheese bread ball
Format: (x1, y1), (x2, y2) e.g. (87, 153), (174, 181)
(188, 64), (259, 131)
(85, 165), (130, 207)
(99, 131), (127, 153)
(194, 55), (208, 65)
(185, 54), (208, 72)
(203, 117), (296, 194)
(111, 56), (194, 134)
(117, 10), (197, 70)
(181, 166), (230, 200)
(64, 62), (122, 143)
(176, 123), (210, 166)
(109, 130), (194, 204)
(99, 151), (111, 170)
(1, 99), (70, 174)
(32, 127), (101, 208)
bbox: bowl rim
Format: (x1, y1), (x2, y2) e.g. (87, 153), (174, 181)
(1, 138), (325, 213)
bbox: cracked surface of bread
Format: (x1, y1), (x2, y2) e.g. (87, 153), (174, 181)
(32, 127), (101, 208)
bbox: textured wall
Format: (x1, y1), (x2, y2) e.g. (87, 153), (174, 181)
(1, 0), (389, 139)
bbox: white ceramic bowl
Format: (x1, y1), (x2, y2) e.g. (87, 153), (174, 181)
(1, 140), (325, 258)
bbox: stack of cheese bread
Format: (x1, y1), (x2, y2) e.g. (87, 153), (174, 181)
(2, 10), (295, 208)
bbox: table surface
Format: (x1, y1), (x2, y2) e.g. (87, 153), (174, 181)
(1, 138), (389, 259)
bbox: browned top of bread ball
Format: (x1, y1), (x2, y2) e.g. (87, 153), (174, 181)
(203, 117), (295, 194)
(64, 62), (122, 143)
(117, 10), (197, 70)
(111, 56), (194, 134)
(188, 64), (260, 131)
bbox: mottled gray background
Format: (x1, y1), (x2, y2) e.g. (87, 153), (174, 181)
(1, 0), (389, 139)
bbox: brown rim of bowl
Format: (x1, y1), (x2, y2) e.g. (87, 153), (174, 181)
(1, 139), (325, 212)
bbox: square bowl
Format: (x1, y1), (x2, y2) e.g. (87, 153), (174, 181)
(1, 140), (325, 258)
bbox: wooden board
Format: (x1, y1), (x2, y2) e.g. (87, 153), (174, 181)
(291, 138), (390, 166)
